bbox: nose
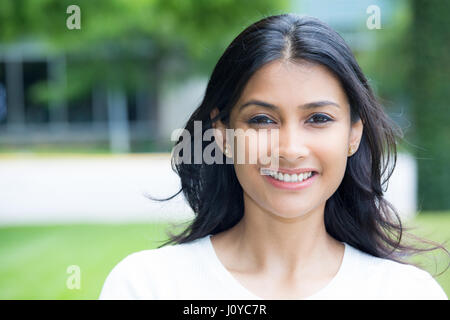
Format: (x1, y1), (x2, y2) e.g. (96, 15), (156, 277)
(276, 124), (310, 162)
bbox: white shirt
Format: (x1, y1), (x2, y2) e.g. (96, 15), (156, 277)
(99, 234), (447, 300)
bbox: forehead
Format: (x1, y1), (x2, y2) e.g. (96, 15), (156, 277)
(232, 59), (349, 116)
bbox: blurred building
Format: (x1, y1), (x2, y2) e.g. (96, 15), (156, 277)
(0, 41), (161, 153)
(0, 0), (417, 223)
(0, 0), (403, 154)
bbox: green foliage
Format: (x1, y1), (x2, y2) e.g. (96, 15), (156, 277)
(408, 0), (450, 210)
(0, 0), (288, 103)
(357, 1), (413, 102)
(357, 0), (450, 210)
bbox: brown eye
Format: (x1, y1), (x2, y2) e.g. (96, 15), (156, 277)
(307, 113), (333, 124)
(247, 115), (276, 125)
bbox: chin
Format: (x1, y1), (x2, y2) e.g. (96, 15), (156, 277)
(268, 205), (313, 219)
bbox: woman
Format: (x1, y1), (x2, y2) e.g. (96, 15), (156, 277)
(99, 14), (448, 300)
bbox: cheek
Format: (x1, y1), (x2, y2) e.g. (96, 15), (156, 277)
(232, 132), (269, 199)
(317, 134), (348, 160)
(233, 162), (261, 206)
(233, 129), (274, 165)
(315, 132), (349, 185)
(232, 132), (259, 191)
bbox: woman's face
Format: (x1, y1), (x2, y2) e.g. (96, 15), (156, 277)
(212, 59), (363, 220)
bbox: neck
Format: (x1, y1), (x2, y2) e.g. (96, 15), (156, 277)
(221, 194), (343, 279)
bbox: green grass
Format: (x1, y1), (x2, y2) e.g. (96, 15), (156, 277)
(0, 214), (449, 300)
(0, 222), (186, 299)
(403, 212), (450, 293)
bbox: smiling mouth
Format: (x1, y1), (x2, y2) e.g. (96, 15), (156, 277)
(260, 167), (319, 181)
(262, 168), (318, 190)
(266, 170), (317, 183)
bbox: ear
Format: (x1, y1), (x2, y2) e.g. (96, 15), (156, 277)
(349, 118), (363, 153)
(210, 108), (228, 153)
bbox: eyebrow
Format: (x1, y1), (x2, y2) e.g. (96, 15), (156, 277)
(238, 99), (340, 112)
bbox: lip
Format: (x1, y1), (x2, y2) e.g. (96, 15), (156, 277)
(263, 171), (318, 190)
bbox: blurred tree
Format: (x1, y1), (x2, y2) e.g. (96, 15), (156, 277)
(0, 0), (288, 102)
(356, 0), (450, 211)
(357, 2), (413, 106)
(408, 0), (450, 210)
(0, 0), (288, 151)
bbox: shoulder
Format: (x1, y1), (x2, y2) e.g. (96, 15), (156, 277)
(98, 246), (173, 300)
(107, 245), (177, 278)
(381, 261), (447, 300)
(98, 237), (209, 299)
(112, 238), (206, 273)
(344, 244), (448, 300)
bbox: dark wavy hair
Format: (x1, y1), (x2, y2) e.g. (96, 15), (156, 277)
(148, 13), (448, 273)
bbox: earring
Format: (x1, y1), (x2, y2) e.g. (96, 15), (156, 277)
(224, 143), (231, 157)
(348, 145), (355, 156)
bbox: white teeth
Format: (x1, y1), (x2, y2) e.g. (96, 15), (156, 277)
(271, 171), (313, 182)
(284, 173), (291, 182)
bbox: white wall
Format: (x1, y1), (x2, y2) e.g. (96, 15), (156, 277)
(0, 152), (417, 226)
(0, 154), (194, 225)
(159, 77), (207, 142)
(382, 152), (417, 221)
